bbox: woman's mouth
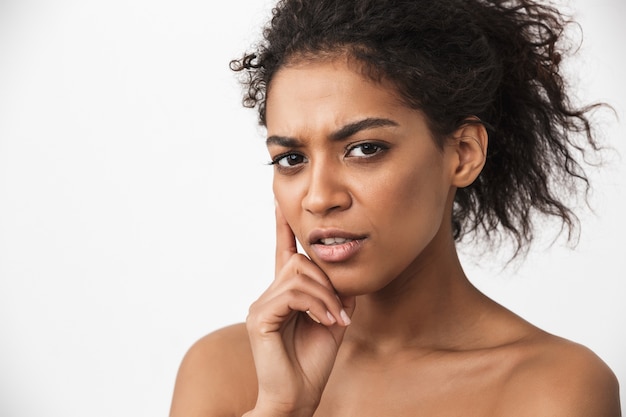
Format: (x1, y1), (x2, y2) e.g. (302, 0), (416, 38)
(319, 237), (353, 245)
(309, 232), (366, 263)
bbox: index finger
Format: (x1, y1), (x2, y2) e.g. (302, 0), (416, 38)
(275, 201), (298, 274)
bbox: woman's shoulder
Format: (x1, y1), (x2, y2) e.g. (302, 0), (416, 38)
(499, 330), (620, 416)
(169, 323), (257, 417)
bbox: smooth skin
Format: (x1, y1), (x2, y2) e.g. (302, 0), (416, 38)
(169, 57), (620, 417)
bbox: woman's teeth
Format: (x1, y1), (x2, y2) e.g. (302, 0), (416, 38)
(320, 237), (352, 245)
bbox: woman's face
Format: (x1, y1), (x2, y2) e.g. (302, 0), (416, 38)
(266, 58), (459, 296)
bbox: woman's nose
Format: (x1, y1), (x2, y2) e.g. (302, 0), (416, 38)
(301, 162), (352, 216)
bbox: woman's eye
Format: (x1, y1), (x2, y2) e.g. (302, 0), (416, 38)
(346, 143), (385, 157)
(273, 153), (306, 167)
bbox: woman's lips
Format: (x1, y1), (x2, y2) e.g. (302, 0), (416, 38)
(309, 236), (366, 263)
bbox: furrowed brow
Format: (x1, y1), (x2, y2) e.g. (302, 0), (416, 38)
(330, 117), (399, 141)
(265, 117), (398, 147)
(266, 135), (302, 148)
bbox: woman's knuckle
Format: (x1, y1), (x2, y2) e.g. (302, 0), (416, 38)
(284, 288), (300, 299)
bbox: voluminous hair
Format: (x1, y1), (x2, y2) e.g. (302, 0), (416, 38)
(231, 0), (605, 258)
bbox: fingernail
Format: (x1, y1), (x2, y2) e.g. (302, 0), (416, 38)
(326, 311), (336, 324)
(305, 310), (321, 324)
(340, 309), (351, 326)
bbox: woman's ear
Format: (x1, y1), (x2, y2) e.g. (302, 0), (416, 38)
(449, 118), (488, 188)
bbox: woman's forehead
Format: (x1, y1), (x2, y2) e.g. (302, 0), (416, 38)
(265, 59), (407, 131)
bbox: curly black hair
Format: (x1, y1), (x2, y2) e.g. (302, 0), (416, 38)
(230, 0), (604, 257)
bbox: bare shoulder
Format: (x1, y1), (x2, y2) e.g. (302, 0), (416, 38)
(500, 331), (621, 417)
(169, 323), (257, 417)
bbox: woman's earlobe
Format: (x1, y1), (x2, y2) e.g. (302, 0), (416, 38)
(451, 121), (488, 188)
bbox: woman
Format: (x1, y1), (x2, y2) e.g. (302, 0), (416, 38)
(170, 0), (620, 415)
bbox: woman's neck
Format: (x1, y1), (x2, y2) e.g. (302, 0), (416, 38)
(343, 228), (492, 356)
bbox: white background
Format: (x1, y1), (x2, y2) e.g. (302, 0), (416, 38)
(0, 0), (624, 416)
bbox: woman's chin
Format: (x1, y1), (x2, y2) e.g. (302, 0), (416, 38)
(325, 269), (392, 298)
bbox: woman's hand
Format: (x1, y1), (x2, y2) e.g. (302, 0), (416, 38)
(243, 204), (355, 417)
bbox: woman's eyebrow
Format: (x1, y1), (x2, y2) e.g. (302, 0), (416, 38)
(266, 135), (301, 148)
(330, 117), (399, 141)
(266, 117), (399, 147)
